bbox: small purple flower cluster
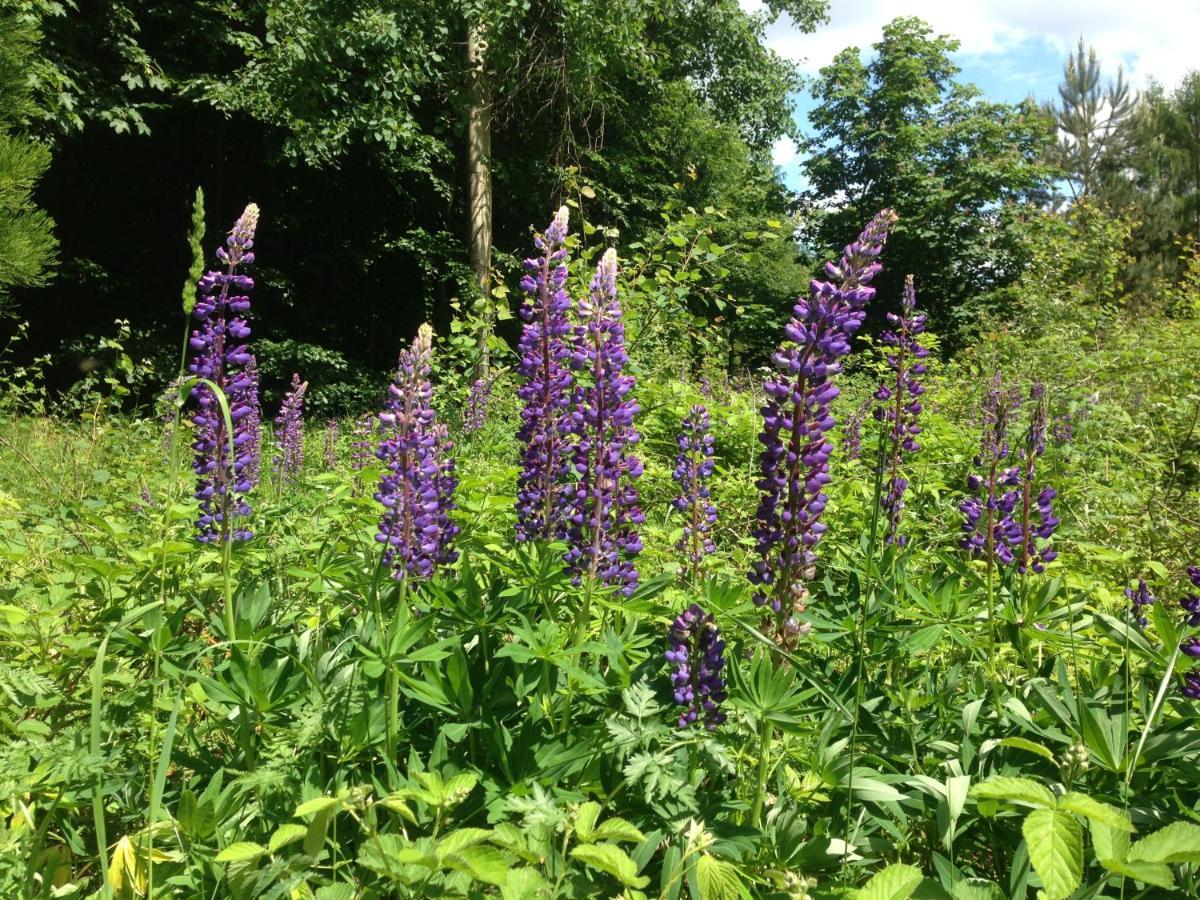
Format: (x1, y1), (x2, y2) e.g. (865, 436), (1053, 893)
(665, 603), (727, 730)
(464, 377), (492, 433)
(561, 249), (645, 596)
(515, 208), (575, 542)
(374, 325), (459, 581)
(1013, 385), (1059, 574)
(749, 209), (896, 634)
(274, 373), (308, 482)
(1184, 569), (1200, 698)
(873, 274), (928, 544)
(1126, 578), (1155, 627)
(840, 397), (872, 461)
(960, 374), (1023, 564)
(673, 405), (717, 582)
(188, 203), (261, 543)
(350, 414), (375, 495)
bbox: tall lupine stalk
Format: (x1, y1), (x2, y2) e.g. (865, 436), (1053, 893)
(243, 356), (261, 487)
(514, 208), (575, 542)
(673, 405), (717, 586)
(562, 248), (645, 597)
(1182, 568), (1200, 697)
(351, 414), (374, 495)
(463, 376), (492, 433)
(374, 324), (457, 582)
(431, 423), (461, 566)
(749, 210), (896, 639)
(274, 373), (308, 482)
(188, 203), (260, 543)
(840, 396), (872, 461)
(872, 274), (927, 545)
(323, 419), (339, 470)
(665, 604), (727, 730)
(960, 374), (1023, 566)
(1013, 384), (1060, 574)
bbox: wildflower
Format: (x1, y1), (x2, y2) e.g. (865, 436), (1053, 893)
(464, 376), (492, 433)
(374, 325), (457, 581)
(321, 419), (339, 469)
(872, 274), (928, 544)
(665, 604), (727, 730)
(188, 203), (260, 542)
(514, 208), (575, 542)
(673, 405), (717, 582)
(561, 249), (644, 595)
(748, 210), (896, 635)
(1126, 578), (1155, 628)
(274, 373), (307, 481)
(1012, 384), (1060, 574)
(1184, 672), (1200, 699)
(243, 356), (261, 485)
(840, 397), (872, 461)
(960, 374), (1022, 565)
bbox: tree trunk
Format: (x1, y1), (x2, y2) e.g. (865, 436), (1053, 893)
(467, 22), (494, 377)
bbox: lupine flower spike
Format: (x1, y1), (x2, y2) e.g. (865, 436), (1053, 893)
(872, 274), (928, 544)
(841, 397), (872, 461)
(665, 604), (727, 730)
(1012, 384), (1059, 574)
(749, 210), (896, 642)
(672, 405), (717, 584)
(243, 356), (261, 486)
(1183, 570), (1200, 694)
(514, 208), (575, 542)
(464, 376), (493, 433)
(1126, 578), (1155, 628)
(187, 203), (260, 542)
(562, 248), (644, 595)
(374, 325), (458, 581)
(274, 373), (308, 482)
(961, 374), (1022, 565)
(351, 414), (375, 494)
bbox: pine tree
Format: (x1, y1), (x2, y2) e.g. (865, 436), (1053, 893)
(0, 10), (57, 311)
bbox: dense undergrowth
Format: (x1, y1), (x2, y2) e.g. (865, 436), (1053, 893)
(2, 207), (1200, 900)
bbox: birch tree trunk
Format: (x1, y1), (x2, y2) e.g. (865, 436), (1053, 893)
(466, 21), (494, 377)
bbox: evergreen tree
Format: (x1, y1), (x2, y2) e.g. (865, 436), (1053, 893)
(0, 9), (57, 311)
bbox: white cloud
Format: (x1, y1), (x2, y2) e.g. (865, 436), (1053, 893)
(771, 136), (799, 167)
(744, 0), (1196, 94)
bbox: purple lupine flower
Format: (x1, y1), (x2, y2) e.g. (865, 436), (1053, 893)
(872, 274), (928, 544)
(561, 248), (644, 595)
(243, 356), (261, 486)
(515, 208), (575, 542)
(274, 373), (308, 482)
(431, 422), (461, 565)
(665, 603), (727, 730)
(1183, 673), (1200, 699)
(188, 203), (260, 542)
(748, 210), (897, 636)
(840, 397), (872, 461)
(673, 405), (717, 584)
(1050, 413), (1074, 445)
(1126, 578), (1155, 627)
(1011, 384), (1060, 574)
(464, 376), (493, 433)
(698, 376), (713, 399)
(1181, 567), (1200, 626)
(351, 413), (375, 495)
(323, 419), (339, 470)
(961, 374), (1023, 565)
(374, 325), (456, 581)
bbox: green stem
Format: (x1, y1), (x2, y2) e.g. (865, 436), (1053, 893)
(751, 717), (772, 828)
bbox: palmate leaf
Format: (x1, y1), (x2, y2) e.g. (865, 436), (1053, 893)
(1021, 808), (1082, 900)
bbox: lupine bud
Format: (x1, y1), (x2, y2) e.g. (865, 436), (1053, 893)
(872, 274), (928, 544)
(464, 377), (493, 433)
(274, 373), (307, 482)
(374, 325), (458, 581)
(960, 374), (1023, 565)
(749, 210), (896, 638)
(1012, 384), (1060, 574)
(673, 405), (717, 583)
(561, 248), (644, 596)
(188, 203), (260, 542)
(1126, 578), (1155, 628)
(514, 208), (575, 542)
(665, 604), (727, 730)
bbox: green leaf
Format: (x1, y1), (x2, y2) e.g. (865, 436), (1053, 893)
(1022, 808), (1083, 900)
(695, 853), (751, 899)
(574, 801), (602, 842)
(436, 828), (492, 857)
(444, 844), (510, 886)
(268, 823), (307, 854)
(216, 841), (266, 863)
(591, 817), (646, 844)
(949, 879), (1004, 900)
(970, 777), (1055, 809)
(501, 867), (546, 900)
(1056, 793), (1132, 831)
(295, 796), (340, 817)
(1129, 821), (1200, 864)
(852, 863), (924, 899)
(570, 842), (650, 888)
(1099, 856), (1175, 889)
(1092, 820), (1131, 864)
(997, 737), (1056, 763)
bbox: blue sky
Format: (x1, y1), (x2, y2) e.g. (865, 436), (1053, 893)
(743, 0), (1197, 189)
